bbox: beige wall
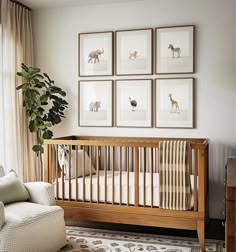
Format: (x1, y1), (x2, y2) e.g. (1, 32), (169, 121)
(33, 0), (236, 219)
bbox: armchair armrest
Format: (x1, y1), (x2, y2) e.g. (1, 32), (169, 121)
(24, 182), (55, 206)
(0, 201), (5, 230)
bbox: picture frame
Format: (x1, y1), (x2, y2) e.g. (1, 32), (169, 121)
(115, 28), (153, 75)
(79, 31), (113, 76)
(79, 80), (113, 127)
(155, 78), (194, 128)
(155, 25), (195, 74)
(115, 79), (152, 127)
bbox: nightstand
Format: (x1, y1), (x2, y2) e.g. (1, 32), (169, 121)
(225, 158), (236, 251)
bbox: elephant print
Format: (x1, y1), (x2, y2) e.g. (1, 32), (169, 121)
(88, 48), (104, 63)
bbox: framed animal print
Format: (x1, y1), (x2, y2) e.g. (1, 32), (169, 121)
(115, 79), (152, 127)
(155, 25), (195, 74)
(79, 31), (113, 76)
(155, 78), (194, 128)
(115, 28), (153, 75)
(79, 80), (113, 127)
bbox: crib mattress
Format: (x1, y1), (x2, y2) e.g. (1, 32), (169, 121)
(54, 171), (195, 207)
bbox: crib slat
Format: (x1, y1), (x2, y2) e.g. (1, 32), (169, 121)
(120, 146), (122, 205)
(194, 149), (199, 211)
(43, 143), (49, 182)
(90, 146), (92, 203)
(52, 146), (55, 183)
(112, 147), (115, 205)
(104, 146), (108, 204)
(48, 145), (52, 183)
(97, 146), (100, 203)
(150, 148), (153, 208)
(126, 147), (129, 206)
(156, 148), (159, 173)
(68, 145), (72, 201)
(143, 147), (146, 207)
(83, 147), (85, 202)
(62, 163), (65, 201)
(75, 145), (79, 202)
(55, 145), (59, 200)
(134, 147), (139, 207)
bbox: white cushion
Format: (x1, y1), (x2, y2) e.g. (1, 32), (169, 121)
(1, 202), (66, 252)
(0, 170), (29, 204)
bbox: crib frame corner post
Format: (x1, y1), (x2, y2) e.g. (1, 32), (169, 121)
(134, 147), (139, 207)
(43, 142), (49, 182)
(197, 219), (205, 252)
(198, 148), (206, 216)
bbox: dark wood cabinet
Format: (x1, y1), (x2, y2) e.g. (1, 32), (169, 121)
(226, 158), (236, 251)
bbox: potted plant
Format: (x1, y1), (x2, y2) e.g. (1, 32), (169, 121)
(16, 63), (68, 178)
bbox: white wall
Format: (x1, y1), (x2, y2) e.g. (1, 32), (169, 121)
(33, 0), (236, 219)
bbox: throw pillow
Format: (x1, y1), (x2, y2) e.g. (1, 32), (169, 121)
(0, 170), (30, 204)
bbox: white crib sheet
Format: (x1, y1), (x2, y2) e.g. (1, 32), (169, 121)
(54, 171), (195, 207)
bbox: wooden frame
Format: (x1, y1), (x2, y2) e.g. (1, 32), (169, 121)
(79, 31), (113, 77)
(78, 80), (113, 127)
(155, 78), (194, 128)
(44, 136), (209, 252)
(115, 28), (153, 75)
(155, 25), (195, 74)
(115, 79), (152, 127)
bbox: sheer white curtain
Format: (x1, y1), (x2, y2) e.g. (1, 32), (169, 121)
(0, 0), (39, 181)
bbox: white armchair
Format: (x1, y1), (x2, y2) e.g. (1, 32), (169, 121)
(0, 166), (66, 252)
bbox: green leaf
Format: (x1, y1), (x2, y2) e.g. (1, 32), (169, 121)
(34, 82), (46, 88)
(40, 94), (49, 103)
(32, 145), (44, 153)
(31, 112), (37, 120)
(43, 73), (54, 85)
(59, 91), (66, 96)
(41, 102), (48, 106)
(30, 73), (44, 80)
(29, 120), (39, 132)
(28, 67), (41, 75)
(43, 130), (53, 139)
(21, 63), (29, 72)
(17, 71), (30, 79)
(50, 95), (59, 101)
(62, 100), (68, 105)
(50, 86), (62, 93)
(38, 107), (45, 113)
(16, 83), (28, 90)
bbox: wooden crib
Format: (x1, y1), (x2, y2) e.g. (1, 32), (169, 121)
(44, 136), (209, 251)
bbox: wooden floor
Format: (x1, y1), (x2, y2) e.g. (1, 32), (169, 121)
(66, 218), (225, 241)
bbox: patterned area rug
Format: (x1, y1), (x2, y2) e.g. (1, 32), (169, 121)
(59, 226), (224, 252)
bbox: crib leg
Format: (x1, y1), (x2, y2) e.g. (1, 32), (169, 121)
(197, 220), (205, 252)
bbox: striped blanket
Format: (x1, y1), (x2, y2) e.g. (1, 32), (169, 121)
(159, 141), (192, 210)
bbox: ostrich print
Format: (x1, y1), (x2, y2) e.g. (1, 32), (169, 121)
(129, 97), (137, 111)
